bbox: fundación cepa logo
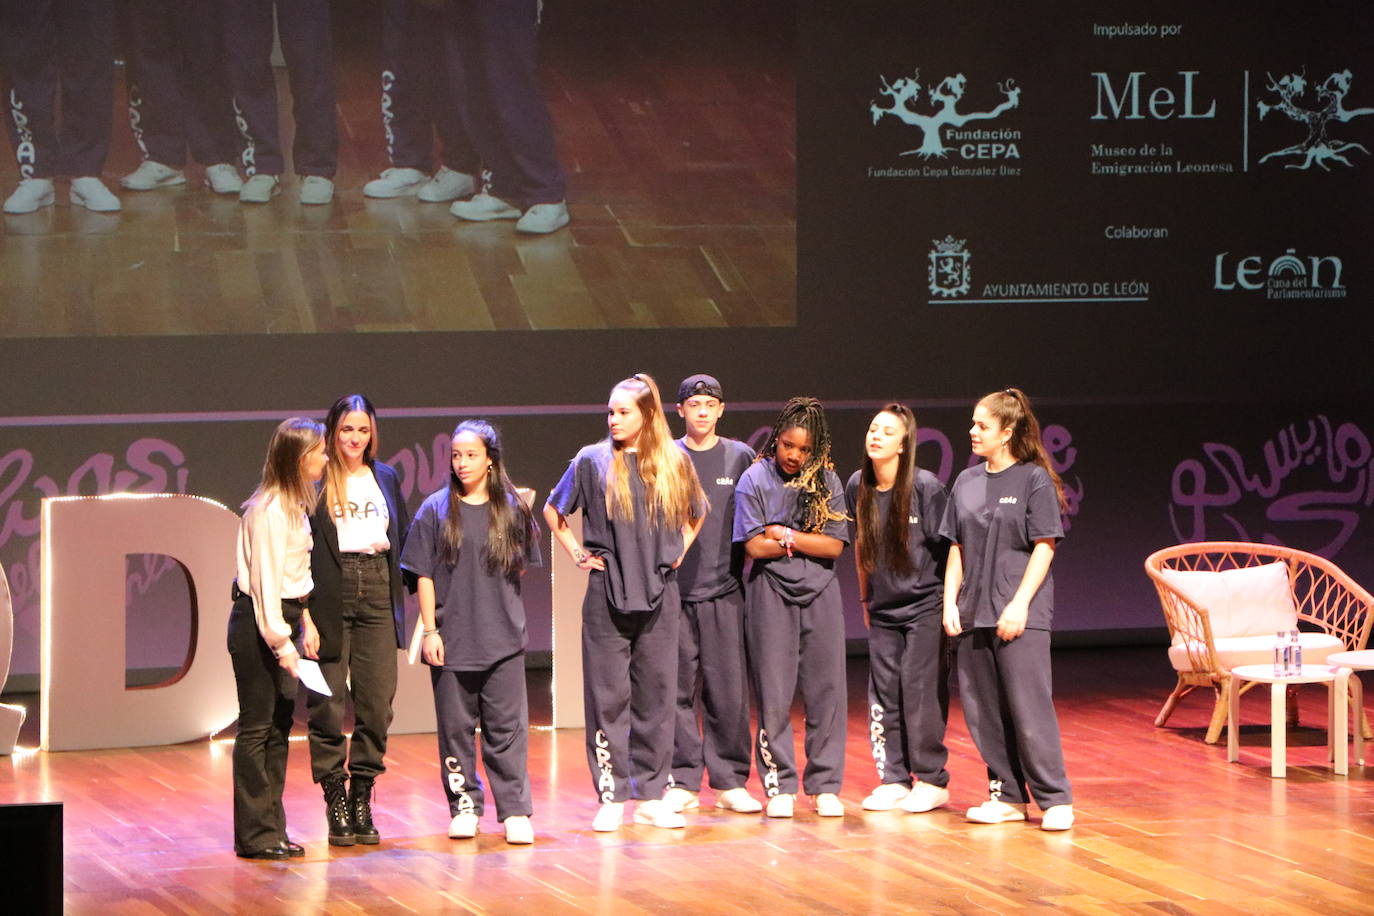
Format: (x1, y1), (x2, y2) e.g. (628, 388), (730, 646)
(1257, 68), (1373, 171)
(1214, 247), (1346, 299)
(870, 71), (1021, 172)
(928, 236), (971, 297)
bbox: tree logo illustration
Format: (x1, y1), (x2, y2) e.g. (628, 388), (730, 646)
(871, 71), (1020, 158)
(1257, 68), (1373, 170)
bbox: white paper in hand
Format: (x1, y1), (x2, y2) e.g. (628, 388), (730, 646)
(297, 659), (332, 696)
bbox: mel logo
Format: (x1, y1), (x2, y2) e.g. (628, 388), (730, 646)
(928, 236), (971, 297)
(871, 70), (1021, 159)
(1258, 68), (1372, 171)
(1091, 71), (1216, 120)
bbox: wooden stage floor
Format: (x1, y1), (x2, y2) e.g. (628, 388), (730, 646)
(5, 646), (1374, 914)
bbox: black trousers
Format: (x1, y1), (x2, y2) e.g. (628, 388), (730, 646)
(671, 588), (753, 792)
(867, 612), (950, 788)
(379, 0), (476, 174)
(228, 593), (302, 854)
(222, 0), (338, 177)
(956, 628), (1072, 808)
(0, 0), (114, 178)
(432, 651), (531, 820)
(581, 571), (679, 803)
(120, 0), (240, 168)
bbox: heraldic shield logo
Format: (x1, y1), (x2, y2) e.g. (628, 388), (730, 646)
(1257, 68), (1373, 170)
(929, 236), (971, 297)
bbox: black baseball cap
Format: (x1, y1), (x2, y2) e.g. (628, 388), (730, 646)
(677, 374), (724, 402)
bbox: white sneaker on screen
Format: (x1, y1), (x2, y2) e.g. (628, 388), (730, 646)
(4, 178), (55, 214)
(70, 177), (121, 212)
(418, 166), (476, 202)
(121, 160), (186, 190)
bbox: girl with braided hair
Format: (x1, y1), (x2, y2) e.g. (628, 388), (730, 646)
(939, 388), (1073, 831)
(544, 374), (707, 832)
(734, 396), (850, 818)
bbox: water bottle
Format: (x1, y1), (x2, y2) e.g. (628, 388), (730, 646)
(1290, 629), (1303, 674)
(1274, 631), (1287, 676)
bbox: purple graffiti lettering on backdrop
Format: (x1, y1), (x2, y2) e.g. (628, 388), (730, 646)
(959, 423), (1083, 530)
(915, 427), (954, 486)
(1169, 416), (1374, 557)
(386, 434), (454, 503)
(0, 439), (190, 631)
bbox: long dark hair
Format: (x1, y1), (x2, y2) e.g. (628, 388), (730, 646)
(856, 403), (917, 577)
(978, 388), (1068, 512)
(757, 396), (847, 533)
(322, 393), (378, 517)
(441, 419), (537, 579)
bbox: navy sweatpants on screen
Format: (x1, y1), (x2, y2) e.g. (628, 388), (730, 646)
(956, 627), (1072, 808)
(867, 613), (950, 787)
(0, 0), (114, 178)
(746, 578), (847, 797)
(431, 651), (532, 821)
(581, 571), (679, 803)
(671, 588), (753, 793)
(379, 0), (477, 175)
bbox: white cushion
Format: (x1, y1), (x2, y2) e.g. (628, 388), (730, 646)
(1158, 561), (1296, 638)
(1167, 632), (1345, 672)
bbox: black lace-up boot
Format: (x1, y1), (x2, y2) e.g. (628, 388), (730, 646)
(322, 774), (355, 846)
(350, 775), (380, 844)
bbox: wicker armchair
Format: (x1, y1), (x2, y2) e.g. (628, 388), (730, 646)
(1144, 541), (1374, 744)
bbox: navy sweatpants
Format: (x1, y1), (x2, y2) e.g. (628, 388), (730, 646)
(441, 0), (565, 208)
(121, 0), (239, 168)
(581, 571), (679, 803)
(867, 613), (950, 787)
(0, 0), (114, 178)
(223, 0), (338, 177)
(379, 0), (477, 175)
(956, 628), (1072, 807)
(746, 578), (847, 797)
(432, 651), (532, 821)
(671, 588), (753, 793)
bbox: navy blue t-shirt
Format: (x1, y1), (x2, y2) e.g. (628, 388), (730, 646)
(676, 437), (755, 602)
(546, 442), (700, 613)
(939, 461), (1063, 630)
(845, 468), (949, 626)
(734, 459), (849, 606)
(400, 489), (542, 671)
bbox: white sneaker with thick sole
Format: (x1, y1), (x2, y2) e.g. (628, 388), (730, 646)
(451, 192), (521, 222)
(765, 793), (794, 818)
(515, 201), (570, 235)
(4, 178), (55, 214)
(662, 787), (699, 813)
(70, 177), (121, 212)
(1040, 804), (1075, 831)
(503, 815), (534, 844)
(814, 793), (845, 817)
(592, 802), (624, 832)
(862, 783), (912, 811)
(204, 163), (243, 195)
(633, 799), (685, 829)
(900, 782), (951, 813)
(299, 176), (334, 205)
(363, 167), (425, 199)
(239, 174), (280, 203)
(715, 788), (763, 813)
(966, 799), (1028, 824)
(448, 812), (479, 838)
(418, 166), (476, 202)
(121, 160), (186, 190)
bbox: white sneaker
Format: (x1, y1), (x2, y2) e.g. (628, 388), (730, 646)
(70, 177), (121, 212)
(299, 176), (334, 205)
(592, 802), (624, 833)
(862, 783), (912, 811)
(418, 166), (476, 203)
(715, 787), (763, 813)
(450, 192), (521, 222)
(633, 799), (685, 829)
(121, 160), (186, 191)
(515, 201), (570, 235)
(1040, 804), (1075, 831)
(900, 781), (950, 813)
(204, 163), (243, 195)
(662, 787), (699, 813)
(448, 812), (479, 838)
(503, 815), (534, 845)
(4, 178), (55, 214)
(363, 167), (426, 199)
(814, 793), (845, 817)
(239, 174), (280, 203)
(965, 799), (1028, 824)
(765, 793), (794, 818)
